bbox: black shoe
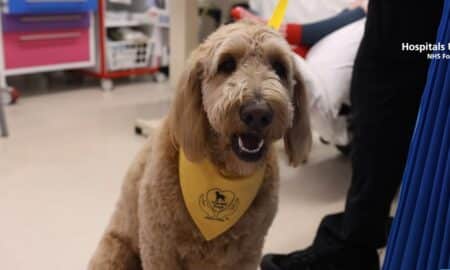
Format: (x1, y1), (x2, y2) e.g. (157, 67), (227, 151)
(261, 246), (380, 270)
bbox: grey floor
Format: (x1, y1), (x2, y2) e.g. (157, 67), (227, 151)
(0, 79), (352, 270)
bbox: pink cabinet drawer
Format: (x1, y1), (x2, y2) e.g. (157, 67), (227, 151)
(4, 28), (90, 69)
(3, 13), (90, 33)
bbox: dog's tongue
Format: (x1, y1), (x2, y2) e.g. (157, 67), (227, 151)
(240, 134), (262, 150)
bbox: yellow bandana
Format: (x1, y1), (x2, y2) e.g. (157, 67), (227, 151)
(179, 150), (265, 241)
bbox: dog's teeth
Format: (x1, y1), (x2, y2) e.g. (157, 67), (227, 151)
(238, 137), (264, 154)
(238, 136), (244, 148)
(258, 139), (264, 149)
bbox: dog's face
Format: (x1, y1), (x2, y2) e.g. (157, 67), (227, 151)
(170, 21), (311, 176)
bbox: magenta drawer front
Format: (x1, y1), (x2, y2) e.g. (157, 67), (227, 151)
(4, 28), (90, 69)
(3, 13), (90, 33)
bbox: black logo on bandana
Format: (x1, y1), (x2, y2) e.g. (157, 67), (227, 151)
(199, 188), (239, 222)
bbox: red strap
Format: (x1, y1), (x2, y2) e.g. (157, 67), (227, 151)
(292, 45), (309, 58)
(230, 7), (262, 22)
(286, 24), (303, 46)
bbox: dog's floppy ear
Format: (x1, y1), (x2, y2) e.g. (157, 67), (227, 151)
(169, 50), (209, 162)
(284, 63), (312, 167)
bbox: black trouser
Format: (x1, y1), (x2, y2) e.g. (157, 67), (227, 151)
(311, 0), (444, 254)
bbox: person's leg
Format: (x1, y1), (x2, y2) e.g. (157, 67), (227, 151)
(342, 0), (445, 249)
(261, 0), (444, 269)
(342, 72), (423, 249)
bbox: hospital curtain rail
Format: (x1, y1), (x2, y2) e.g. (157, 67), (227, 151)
(382, 1), (450, 270)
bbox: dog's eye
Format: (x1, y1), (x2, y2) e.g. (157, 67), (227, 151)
(271, 61), (287, 79)
(218, 57), (237, 74)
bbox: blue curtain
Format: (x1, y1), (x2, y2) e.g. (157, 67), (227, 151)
(383, 2), (450, 270)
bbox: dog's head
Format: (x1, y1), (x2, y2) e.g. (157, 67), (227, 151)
(169, 21), (311, 175)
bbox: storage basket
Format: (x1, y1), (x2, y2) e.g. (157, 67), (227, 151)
(107, 39), (153, 71)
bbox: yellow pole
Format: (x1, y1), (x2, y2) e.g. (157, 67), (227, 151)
(267, 0), (289, 30)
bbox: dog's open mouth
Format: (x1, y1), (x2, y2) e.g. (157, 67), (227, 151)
(231, 133), (265, 162)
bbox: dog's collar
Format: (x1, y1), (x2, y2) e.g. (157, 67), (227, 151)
(179, 149), (265, 241)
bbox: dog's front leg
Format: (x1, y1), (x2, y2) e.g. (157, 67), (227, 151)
(138, 217), (183, 270)
(88, 232), (142, 270)
(236, 255), (263, 270)
(139, 241), (182, 270)
(138, 182), (183, 270)
(229, 242), (264, 270)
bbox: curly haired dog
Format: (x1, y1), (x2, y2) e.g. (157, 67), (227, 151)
(88, 20), (311, 270)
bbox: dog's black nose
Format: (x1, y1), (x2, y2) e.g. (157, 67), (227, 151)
(240, 101), (273, 130)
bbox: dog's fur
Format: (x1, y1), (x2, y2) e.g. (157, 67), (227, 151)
(88, 21), (311, 270)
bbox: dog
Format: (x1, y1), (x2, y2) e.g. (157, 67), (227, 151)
(88, 20), (311, 270)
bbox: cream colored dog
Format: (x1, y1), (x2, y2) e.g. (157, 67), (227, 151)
(88, 21), (311, 270)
